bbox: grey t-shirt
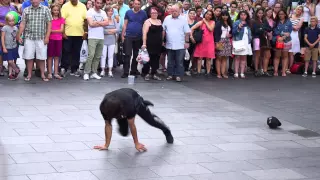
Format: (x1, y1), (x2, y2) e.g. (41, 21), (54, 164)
(1, 25), (18, 49)
(104, 18), (119, 45)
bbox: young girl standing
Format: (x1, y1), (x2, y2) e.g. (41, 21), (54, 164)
(1, 14), (20, 80)
(47, 4), (65, 80)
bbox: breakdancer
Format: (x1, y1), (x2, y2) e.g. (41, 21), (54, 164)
(94, 88), (174, 152)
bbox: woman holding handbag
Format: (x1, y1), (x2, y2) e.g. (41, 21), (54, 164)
(190, 10), (215, 76)
(232, 10), (252, 79)
(272, 9), (293, 77)
(251, 8), (272, 77)
(214, 10), (233, 79)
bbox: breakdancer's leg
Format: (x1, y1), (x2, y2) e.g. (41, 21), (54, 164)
(137, 103), (174, 143)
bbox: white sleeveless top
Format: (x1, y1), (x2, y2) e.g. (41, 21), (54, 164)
(316, 3), (320, 20)
(303, 4), (310, 22)
(221, 25), (230, 38)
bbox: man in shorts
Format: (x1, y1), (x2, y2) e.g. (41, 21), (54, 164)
(94, 88), (174, 152)
(17, 0), (52, 81)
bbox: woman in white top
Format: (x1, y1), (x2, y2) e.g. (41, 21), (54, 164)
(214, 11), (233, 79)
(288, 5), (303, 74)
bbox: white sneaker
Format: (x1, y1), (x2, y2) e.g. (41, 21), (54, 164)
(312, 72), (316, 78)
(108, 71), (113, 77)
(83, 73), (89, 80)
(90, 73), (101, 80)
(302, 72), (307, 77)
(100, 71), (105, 77)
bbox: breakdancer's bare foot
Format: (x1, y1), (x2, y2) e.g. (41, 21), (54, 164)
(135, 142), (147, 152)
(94, 144), (108, 151)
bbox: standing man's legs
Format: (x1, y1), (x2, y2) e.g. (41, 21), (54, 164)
(174, 49), (185, 80)
(23, 39), (36, 80)
(130, 38), (141, 75)
(60, 36), (72, 76)
(166, 49), (175, 79)
(122, 37), (133, 78)
(35, 40), (49, 81)
(84, 39), (99, 79)
(91, 39), (104, 78)
(71, 36), (83, 76)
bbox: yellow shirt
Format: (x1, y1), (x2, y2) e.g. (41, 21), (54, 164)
(61, 1), (87, 36)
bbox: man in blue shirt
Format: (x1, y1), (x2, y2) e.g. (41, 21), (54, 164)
(121, 0), (147, 78)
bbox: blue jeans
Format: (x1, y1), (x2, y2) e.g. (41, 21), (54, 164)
(167, 49), (185, 77)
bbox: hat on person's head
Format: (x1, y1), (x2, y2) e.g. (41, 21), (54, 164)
(267, 116), (281, 129)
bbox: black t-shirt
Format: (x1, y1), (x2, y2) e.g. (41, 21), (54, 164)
(101, 88), (141, 119)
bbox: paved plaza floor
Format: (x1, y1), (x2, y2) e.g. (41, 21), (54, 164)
(0, 66), (320, 180)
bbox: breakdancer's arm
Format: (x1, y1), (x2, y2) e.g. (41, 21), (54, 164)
(128, 117), (147, 152)
(94, 121), (112, 150)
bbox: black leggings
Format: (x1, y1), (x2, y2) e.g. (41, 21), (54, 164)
(137, 103), (170, 133)
(142, 53), (160, 75)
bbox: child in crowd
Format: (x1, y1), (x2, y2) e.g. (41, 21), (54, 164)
(1, 14), (20, 80)
(303, 16), (320, 78)
(47, 3), (65, 80)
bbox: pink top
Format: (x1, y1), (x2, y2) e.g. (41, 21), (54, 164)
(50, 18), (65, 40)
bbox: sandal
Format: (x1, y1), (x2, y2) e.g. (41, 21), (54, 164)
(42, 77), (49, 82)
(54, 74), (63, 80)
(47, 74), (52, 79)
(222, 75), (229, 79)
(24, 77), (31, 81)
(217, 75), (222, 79)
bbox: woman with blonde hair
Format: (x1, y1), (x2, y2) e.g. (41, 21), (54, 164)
(287, 5), (304, 74)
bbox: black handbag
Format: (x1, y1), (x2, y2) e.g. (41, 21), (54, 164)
(259, 33), (271, 49)
(193, 28), (203, 44)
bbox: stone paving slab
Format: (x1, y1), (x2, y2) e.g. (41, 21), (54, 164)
(0, 77), (320, 180)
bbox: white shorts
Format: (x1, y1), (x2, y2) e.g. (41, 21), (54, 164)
(23, 39), (47, 60)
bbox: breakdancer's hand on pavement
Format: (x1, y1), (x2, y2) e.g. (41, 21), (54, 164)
(135, 142), (147, 152)
(93, 144), (109, 151)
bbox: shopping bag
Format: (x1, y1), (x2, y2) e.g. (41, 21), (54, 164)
(136, 49), (150, 64)
(80, 40), (88, 63)
(184, 49), (190, 61)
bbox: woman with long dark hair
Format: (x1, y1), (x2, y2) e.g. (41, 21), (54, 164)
(185, 8), (197, 76)
(190, 10), (215, 76)
(251, 8), (272, 77)
(273, 9), (293, 77)
(214, 10), (232, 79)
(232, 10), (252, 78)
